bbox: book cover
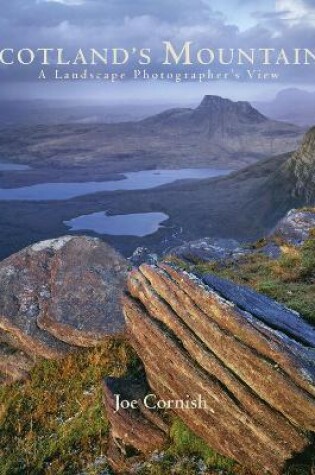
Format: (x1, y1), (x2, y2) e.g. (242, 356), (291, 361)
(0, 1), (314, 474)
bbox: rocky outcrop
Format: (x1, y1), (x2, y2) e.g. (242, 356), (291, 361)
(286, 126), (315, 204)
(167, 237), (249, 264)
(129, 247), (158, 266)
(167, 208), (315, 265)
(273, 208), (315, 244)
(0, 236), (128, 383)
(123, 263), (315, 475)
(103, 373), (168, 473)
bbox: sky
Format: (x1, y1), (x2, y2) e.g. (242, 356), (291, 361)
(1, 0), (315, 102)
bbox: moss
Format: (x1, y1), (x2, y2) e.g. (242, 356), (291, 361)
(169, 419), (235, 470)
(172, 231), (315, 325)
(0, 339), (134, 475)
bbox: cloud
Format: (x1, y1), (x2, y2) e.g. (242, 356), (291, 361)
(39, 0), (85, 5)
(275, 0), (315, 25)
(0, 0), (315, 94)
(2, 0), (216, 28)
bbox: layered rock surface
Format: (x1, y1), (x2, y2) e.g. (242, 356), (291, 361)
(0, 235), (128, 383)
(124, 263), (315, 475)
(103, 373), (168, 473)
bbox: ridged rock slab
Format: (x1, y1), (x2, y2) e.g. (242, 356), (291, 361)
(124, 263), (315, 475)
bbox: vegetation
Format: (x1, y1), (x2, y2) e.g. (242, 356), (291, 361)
(0, 231), (314, 474)
(170, 230), (315, 325)
(0, 339), (133, 475)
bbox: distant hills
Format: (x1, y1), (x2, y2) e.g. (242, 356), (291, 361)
(143, 95), (268, 130)
(0, 95), (312, 260)
(0, 95), (303, 170)
(255, 88), (315, 127)
(96, 126), (315, 253)
(0, 100), (172, 128)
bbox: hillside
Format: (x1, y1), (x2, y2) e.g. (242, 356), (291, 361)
(0, 125), (313, 261)
(285, 126), (315, 203)
(98, 126), (315, 254)
(0, 210), (314, 475)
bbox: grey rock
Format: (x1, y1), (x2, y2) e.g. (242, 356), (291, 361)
(273, 208), (315, 245)
(167, 238), (248, 263)
(202, 273), (315, 349)
(129, 247), (158, 266)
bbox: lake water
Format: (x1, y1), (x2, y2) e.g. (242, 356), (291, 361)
(64, 211), (169, 237)
(0, 168), (231, 201)
(0, 161), (30, 171)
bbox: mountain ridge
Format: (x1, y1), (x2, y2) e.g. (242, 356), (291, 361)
(285, 126), (315, 203)
(0, 94), (303, 170)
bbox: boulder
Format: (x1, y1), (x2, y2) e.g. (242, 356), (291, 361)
(273, 208), (315, 245)
(123, 263), (315, 475)
(35, 236), (128, 346)
(167, 238), (247, 264)
(0, 237), (75, 359)
(0, 236), (128, 383)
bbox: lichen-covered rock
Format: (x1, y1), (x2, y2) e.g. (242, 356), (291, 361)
(0, 239), (75, 359)
(167, 207), (315, 265)
(124, 263), (315, 475)
(35, 236), (128, 346)
(0, 236), (128, 383)
(167, 238), (247, 264)
(0, 236), (127, 349)
(273, 208), (315, 244)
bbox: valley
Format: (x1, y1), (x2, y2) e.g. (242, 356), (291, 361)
(0, 95), (312, 261)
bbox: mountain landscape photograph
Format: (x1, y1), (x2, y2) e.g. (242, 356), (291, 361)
(0, 1), (314, 475)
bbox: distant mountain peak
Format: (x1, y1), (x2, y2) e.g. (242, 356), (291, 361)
(287, 127), (315, 204)
(198, 95), (262, 111)
(197, 95), (231, 108)
(194, 94), (267, 126)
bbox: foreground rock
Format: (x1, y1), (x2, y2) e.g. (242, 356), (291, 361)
(103, 373), (168, 473)
(123, 263), (315, 475)
(0, 236), (128, 383)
